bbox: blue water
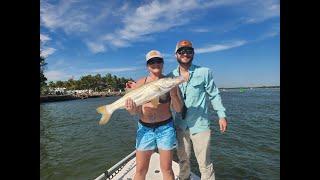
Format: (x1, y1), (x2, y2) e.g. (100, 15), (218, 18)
(40, 88), (280, 180)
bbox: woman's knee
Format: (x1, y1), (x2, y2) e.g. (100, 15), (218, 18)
(135, 166), (148, 175)
(160, 163), (173, 173)
(160, 167), (174, 176)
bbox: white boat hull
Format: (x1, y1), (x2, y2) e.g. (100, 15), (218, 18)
(95, 151), (200, 180)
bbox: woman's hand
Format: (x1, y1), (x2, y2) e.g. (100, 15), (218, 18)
(125, 98), (138, 115)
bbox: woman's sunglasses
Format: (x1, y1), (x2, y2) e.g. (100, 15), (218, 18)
(147, 57), (164, 65)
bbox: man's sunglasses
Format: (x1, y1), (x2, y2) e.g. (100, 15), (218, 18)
(177, 48), (194, 55)
(147, 57), (164, 65)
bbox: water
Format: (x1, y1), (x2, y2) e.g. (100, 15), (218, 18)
(40, 88), (280, 180)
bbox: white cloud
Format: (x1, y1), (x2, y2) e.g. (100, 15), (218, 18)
(190, 28), (210, 33)
(49, 59), (68, 70)
(40, 0), (279, 53)
(91, 67), (143, 73)
(45, 70), (70, 81)
(100, 0), (264, 49)
(195, 40), (247, 54)
(40, 33), (56, 57)
(41, 47), (56, 58)
(242, 0), (279, 24)
(256, 31), (279, 41)
(101, 0), (199, 48)
(86, 41), (106, 53)
(40, 0), (90, 34)
(40, 34), (51, 43)
(262, 31), (279, 39)
(202, 0), (248, 8)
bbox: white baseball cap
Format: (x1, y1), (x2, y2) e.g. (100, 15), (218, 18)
(145, 50), (163, 62)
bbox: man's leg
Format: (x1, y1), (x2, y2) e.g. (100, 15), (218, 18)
(191, 130), (215, 180)
(176, 128), (192, 180)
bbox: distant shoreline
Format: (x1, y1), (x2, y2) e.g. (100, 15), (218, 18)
(40, 86), (279, 103)
(40, 92), (125, 103)
(220, 86), (280, 89)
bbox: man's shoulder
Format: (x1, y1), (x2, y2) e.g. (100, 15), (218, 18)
(193, 65), (211, 74)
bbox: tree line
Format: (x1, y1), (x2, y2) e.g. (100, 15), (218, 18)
(46, 73), (133, 92)
(40, 53), (133, 95)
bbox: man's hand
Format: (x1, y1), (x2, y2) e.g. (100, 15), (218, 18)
(219, 118), (228, 133)
(125, 81), (137, 89)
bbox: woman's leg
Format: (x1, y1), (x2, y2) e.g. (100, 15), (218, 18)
(134, 150), (153, 180)
(159, 149), (175, 180)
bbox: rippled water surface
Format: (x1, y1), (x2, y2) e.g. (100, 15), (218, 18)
(40, 88), (280, 180)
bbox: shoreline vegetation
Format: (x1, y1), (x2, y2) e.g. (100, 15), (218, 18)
(40, 72), (132, 103)
(40, 86), (279, 103)
(40, 91), (126, 103)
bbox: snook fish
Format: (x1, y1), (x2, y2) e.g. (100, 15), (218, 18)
(96, 76), (185, 125)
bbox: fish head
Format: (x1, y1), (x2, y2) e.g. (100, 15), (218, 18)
(156, 76), (186, 91)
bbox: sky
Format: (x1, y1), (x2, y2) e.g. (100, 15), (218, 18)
(40, 0), (279, 88)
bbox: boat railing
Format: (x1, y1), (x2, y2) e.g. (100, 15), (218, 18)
(94, 150), (136, 180)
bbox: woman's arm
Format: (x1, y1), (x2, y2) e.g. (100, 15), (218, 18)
(124, 77), (145, 115)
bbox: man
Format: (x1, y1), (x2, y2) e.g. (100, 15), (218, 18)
(167, 40), (228, 180)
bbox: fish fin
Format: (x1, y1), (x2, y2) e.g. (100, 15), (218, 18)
(96, 105), (113, 125)
(150, 97), (159, 107)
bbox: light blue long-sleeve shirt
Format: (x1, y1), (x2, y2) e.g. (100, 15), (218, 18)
(167, 64), (227, 134)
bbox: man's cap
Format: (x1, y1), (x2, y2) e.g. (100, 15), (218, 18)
(146, 50), (163, 62)
(175, 40), (193, 53)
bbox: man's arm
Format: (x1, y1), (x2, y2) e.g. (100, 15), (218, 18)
(204, 69), (227, 132)
(170, 86), (183, 112)
(205, 69), (226, 118)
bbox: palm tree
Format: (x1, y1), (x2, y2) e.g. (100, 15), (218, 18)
(40, 55), (47, 94)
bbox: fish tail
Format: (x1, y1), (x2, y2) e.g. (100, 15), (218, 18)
(96, 105), (113, 125)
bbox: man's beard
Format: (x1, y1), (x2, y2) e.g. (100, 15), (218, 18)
(177, 57), (193, 66)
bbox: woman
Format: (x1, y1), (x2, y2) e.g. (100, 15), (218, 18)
(125, 50), (183, 180)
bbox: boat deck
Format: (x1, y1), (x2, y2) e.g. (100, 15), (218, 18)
(95, 151), (200, 180)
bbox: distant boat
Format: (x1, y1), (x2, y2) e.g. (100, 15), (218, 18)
(240, 88), (245, 93)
